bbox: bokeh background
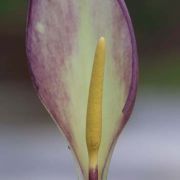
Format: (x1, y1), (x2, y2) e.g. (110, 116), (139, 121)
(0, 1), (180, 180)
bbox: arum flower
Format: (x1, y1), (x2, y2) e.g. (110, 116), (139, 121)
(26, 0), (138, 180)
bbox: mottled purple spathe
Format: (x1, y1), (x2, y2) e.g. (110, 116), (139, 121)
(26, 0), (138, 179)
(101, 0), (138, 179)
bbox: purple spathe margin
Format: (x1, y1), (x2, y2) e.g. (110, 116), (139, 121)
(25, 0), (39, 91)
(120, 0), (139, 121)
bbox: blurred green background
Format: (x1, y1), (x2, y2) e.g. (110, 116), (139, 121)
(0, 0), (180, 87)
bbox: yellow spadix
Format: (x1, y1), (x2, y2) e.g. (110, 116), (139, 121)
(86, 37), (106, 175)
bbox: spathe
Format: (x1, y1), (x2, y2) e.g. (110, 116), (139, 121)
(26, 0), (138, 179)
